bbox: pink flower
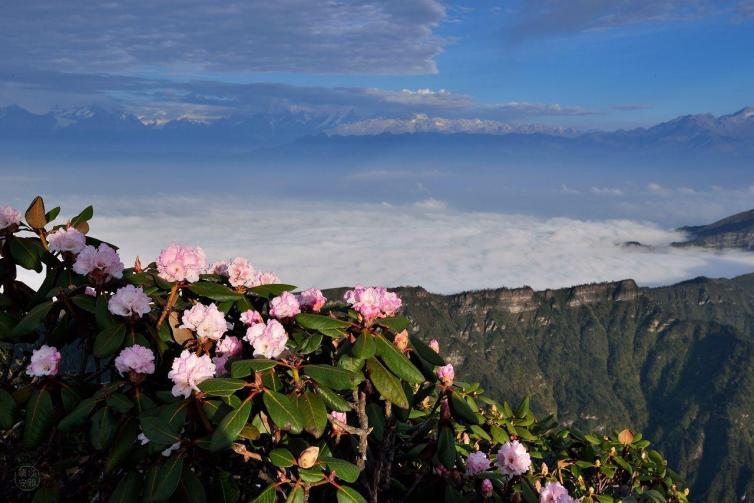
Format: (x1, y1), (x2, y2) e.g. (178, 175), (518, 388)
(539, 482), (575, 503)
(114, 345), (155, 376)
(239, 309), (263, 326)
(429, 339), (440, 353)
(244, 319), (288, 359)
(213, 354), (230, 376)
(227, 257), (256, 287)
(73, 244), (124, 280)
(297, 288), (327, 312)
(108, 285), (151, 318)
(47, 227), (86, 254)
(85, 286), (97, 297)
(496, 440), (531, 477)
(0, 206), (21, 230)
(269, 291), (301, 319)
(156, 243), (208, 283)
(168, 350), (216, 398)
(394, 330), (409, 352)
(253, 271), (280, 286)
(466, 451), (491, 475)
(180, 303), (227, 340)
(330, 411), (348, 434)
(343, 285), (401, 322)
(26, 345), (61, 377)
(481, 479), (493, 498)
(210, 260), (229, 276)
(216, 335), (243, 357)
(436, 364), (454, 385)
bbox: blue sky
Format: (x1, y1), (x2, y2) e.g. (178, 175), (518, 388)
(1, 0), (753, 128)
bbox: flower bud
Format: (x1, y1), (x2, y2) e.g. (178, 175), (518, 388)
(298, 446), (319, 469)
(394, 330), (409, 352)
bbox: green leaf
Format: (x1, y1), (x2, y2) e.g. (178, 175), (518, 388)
(296, 391), (328, 439)
(9, 237), (42, 271)
(376, 316), (410, 332)
(250, 485), (277, 503)
(108, 471), (141, 503)
(140, 416), (180, 445)
(296, 332), (323, 354)
(70, 205), (94, 227)
(336, 485), (367, 503)
(448, 392), (480, 425)
(248, 284), (297, 299)
(286, 485), (304, 503)
(298, 467), (325, 483)
(366, 358), (408, 409)
(316, 386), (352, 413)
(303, 365), (363, 391)
(45, 206), (61, 224)
(22, 388), (54, 449)
(352, 331), (376, 359)
(90, 407), (118, 450)
(295, 313), (351, 332)
(12, 301), (53, 338)
(515, 397), (530, 418)
(105, 419), (139, 474)
(0, 389), (17, 429)
(70, 294), (97, 314)
(210, 399), (252, 451)
(107, 393), (134, 413)
(214, 470), (240, 503)
(198, 378), (246, 397)
(178, 466), (207, 503)
(93, 323), (127, 358)
(147, 456), (183, 501)
(25, 196), (47, 228)
(59, 397), (97, 430)
(263, 390), (303, 434)
(374, 335), (423, 384)
(409, 335), (445, 367)
(270, 448), (296, 468)
(188, 282), (242, 302)
(230, 359), (277, 377)
(437, 425), (457, 469)
(321, 456), (360, 483)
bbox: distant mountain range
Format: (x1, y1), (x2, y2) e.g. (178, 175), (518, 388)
(1, 105), (754, 163)
(673, 208), (754, 251)
(367, 272), (754, 502)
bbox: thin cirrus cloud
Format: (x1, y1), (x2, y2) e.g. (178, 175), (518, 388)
(14, 195), (754, 294)
(0, 1), (446, 75)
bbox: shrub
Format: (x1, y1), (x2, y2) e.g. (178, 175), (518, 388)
(0, 197), (689, 502)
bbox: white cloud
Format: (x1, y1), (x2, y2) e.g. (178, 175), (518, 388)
(13, 197), (754, 294)
(413, 198), (448, 210)
(591, 186), (624, 196)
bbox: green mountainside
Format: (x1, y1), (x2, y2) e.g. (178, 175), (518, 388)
(362, 274), (754, 501)
(673, 208), (754, 250)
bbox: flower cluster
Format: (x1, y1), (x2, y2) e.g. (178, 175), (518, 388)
(436, 363), (455, 385)
(180, 303), (228, 340)
(0, 205), (21, 230)
(227, 257), (256, 287)
(343, 285), (402, 322)
(213, 335), (243, 375)
(244, 319), (288, 358)
(269, 291), (301, 319)
(157, 243), (208, 283)
(297, 288), (327, 312)
(497, 440), (532, 476)
(466, 451), (491, 475)
(167, 350), (216, 398)
(240, 309), (263, 326)
(540, 482), (577, 503)
(48, 227), (86, 254)
(114, 345), (155, 376)
(108, 285), (151, 318)
(73, 243), (124, 280)
(26, 345), (61, 377)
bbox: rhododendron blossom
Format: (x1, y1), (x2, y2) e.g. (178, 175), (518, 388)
(114, 345), (155, 376)
(227, 257), (256, 287)
(180, 303), (227, 340)
(156, 243), (208, 283)
(168, 350), (216, 398)
(47, 227), (86, 254)
(497, 440), (532, 476)
(216, 335), (243, 357)
(108, 285), (150, 318)
(73, 244), (124, 280)
(254, 271), (280, 286)
(466, 451), (491, 475)
(210, 260), (229, 276)
(343, 285), (402, 322)
(481, 479), (493, 497)
(539, 481), (575, 503)
(244, 319), (288, 359)
(269, 291), (301, 319)
(239, 309), (263, 326)
(0, 206), (21, 230)
(436, 363), (455, 385)
(26, 345), (61, 377)
(297, 288), (327, 312)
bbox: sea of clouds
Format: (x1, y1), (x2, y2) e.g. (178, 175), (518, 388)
(13, 196), (754, 294)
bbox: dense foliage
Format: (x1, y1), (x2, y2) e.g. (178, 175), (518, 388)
(0, 197), (688, 502)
